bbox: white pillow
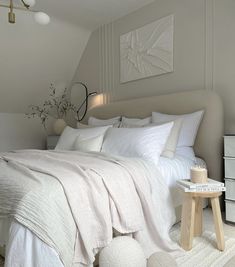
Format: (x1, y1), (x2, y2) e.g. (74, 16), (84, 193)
(176, 147), (196, 161)
(88, 116), (121, 127)
(74, 134), (104, 152)
(55, 126), (111, 151)
(77, 122), (91, 128)
(120, 116), (151, 127)
(152, 110), (204, 147)
(102, 122), (173, 163)
(119, 119), (182, 159)
(159, 118), (183, 158)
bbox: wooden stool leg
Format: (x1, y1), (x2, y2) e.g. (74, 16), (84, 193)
(211, 197), (225, 251)
(194, 197), (203, 236)
(180, 195), (196, 250)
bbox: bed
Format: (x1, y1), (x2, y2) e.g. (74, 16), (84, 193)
(0, 89), (223, 267)
(87, 89), (224, 220)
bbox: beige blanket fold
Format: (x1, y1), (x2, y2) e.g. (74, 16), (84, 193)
(0, 150), (181, 267)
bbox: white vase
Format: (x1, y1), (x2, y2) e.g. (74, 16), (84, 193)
(53, 119), (66, 135)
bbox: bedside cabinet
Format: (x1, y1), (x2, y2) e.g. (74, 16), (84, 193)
(224, 135), (235, 223)
(47, 135), (60, 150)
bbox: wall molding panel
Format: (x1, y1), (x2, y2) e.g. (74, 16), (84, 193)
(205, 0), (214, 91)
(99, 23), (115, 104)
(97, 0), (215, 105)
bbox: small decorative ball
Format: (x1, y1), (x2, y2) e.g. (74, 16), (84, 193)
(147, 252), (178, 267)
(99, 236), (146, 267)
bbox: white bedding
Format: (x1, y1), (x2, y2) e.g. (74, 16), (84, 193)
(0, 150), (182, 267)
(158, 155), (206, 207)
(0, 153), (204, 267)
(1, 219), (65, 267)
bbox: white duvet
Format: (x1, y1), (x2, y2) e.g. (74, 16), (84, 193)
(0, 150), (181, 267)
(158, 155), (206, 207)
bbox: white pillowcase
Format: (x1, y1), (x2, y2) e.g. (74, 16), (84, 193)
(55, 126), (111, 151)
(102, 122), (173, 163)
(158, 118), (183, 158)
(119, 118), (182, 159)
(176, 147), (196, 161)
(88, 116), (121, 127)
(74, 134), (104, 152)
(120, 116), (151, 127)
(152, 110), (204, 147)
(77, 122), (91, 128)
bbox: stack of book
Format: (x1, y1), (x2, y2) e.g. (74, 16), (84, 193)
(177, 178), (226, 192)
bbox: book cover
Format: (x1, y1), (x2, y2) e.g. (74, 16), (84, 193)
(177, 178), (224, 189)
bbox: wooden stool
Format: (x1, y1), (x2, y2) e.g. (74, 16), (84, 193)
(180, 191), (225, 251)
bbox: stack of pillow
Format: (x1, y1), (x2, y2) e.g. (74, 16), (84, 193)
(55, 110), (204, 164)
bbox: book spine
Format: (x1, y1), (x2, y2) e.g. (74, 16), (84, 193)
(177, 180), (224, 189)
(193, 184), (224, 189)
(184, 187), (226, 192)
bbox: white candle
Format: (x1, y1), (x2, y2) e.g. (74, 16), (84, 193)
(191, 166), (208, 183)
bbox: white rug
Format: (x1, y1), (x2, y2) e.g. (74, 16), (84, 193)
(0, 229), (235, 267)
(171, 226), (235, 267)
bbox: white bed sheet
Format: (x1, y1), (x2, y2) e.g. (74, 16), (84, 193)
(0, 155), (205, 267)
(0, 218), (91, 267)
(1, 219), (64, 267)
(157, 155), (206, 207)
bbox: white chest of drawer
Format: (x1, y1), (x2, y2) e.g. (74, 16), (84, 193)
(224, 135), (235, 223)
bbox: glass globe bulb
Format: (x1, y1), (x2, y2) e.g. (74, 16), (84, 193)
(23, 0), (36, 7)
(34, 12), (50, 25)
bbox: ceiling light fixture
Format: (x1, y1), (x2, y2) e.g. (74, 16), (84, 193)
(0, 0), (50, 25)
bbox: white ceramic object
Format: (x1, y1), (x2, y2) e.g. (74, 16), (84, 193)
(99, 236), (146, 267)
(53, 119), (66, 135)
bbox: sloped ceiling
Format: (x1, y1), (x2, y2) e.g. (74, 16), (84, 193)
(0, 0), (154, 113)
(36, 0), (155, 30)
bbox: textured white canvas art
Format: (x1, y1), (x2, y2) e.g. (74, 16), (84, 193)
(120, 15), (174, 83)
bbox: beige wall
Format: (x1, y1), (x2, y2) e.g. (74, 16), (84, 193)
(0, 113), (51, 152)
(214, 0), (235, 133)
(0, 10), (90, 113)
(0, 9), (91, 150)
(75, 0), (206, 102)
(75, 0), (235, 133)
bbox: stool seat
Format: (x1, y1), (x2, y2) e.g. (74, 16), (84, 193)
(180, 191), (224, 251)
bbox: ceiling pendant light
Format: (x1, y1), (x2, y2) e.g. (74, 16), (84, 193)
(0, 0), (50, 25)
(22, 0), (36, 7)
(34, 12), (50, 25)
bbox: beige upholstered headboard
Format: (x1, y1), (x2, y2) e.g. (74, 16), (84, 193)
(87, 90), (224, 182)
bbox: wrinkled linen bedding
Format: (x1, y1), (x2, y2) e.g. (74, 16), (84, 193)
(0, 150), (181, 267)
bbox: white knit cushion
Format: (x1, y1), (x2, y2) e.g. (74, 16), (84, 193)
(147, 252), (177, 267)
(99, 236), (146, 267)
